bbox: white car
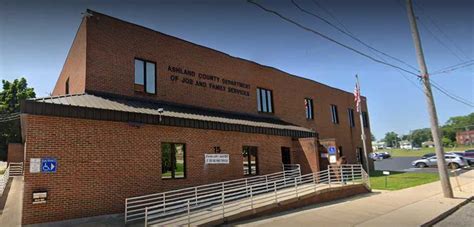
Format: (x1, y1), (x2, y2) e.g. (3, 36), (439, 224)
(411, 154), (468, 169)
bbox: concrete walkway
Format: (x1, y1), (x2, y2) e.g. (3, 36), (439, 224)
(0, 176), (23, 227)
(234, 170), (474, 227)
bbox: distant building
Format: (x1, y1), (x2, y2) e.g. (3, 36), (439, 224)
(372, 141), (386, 150)
(422, 141), (435, 148)
(456, 130), (474, 145)
(400, 140), (413, 149)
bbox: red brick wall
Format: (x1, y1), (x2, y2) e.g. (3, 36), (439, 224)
(51, 19), (87, 96)
(52, 12), (372, 162)
(22, 114), (298, 224)
(292, 138), (319, 174)
(7, 143), (24, 163)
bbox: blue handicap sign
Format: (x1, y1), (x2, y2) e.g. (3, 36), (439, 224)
(328, 146), (336, 155)
(41, 158), (57, 173)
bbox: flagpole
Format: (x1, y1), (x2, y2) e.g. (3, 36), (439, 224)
(356, 75), (370, 172)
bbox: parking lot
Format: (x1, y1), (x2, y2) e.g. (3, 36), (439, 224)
(374, 157), (439, 172)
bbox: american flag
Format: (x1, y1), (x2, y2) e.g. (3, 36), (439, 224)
(354, 75), (361, 112)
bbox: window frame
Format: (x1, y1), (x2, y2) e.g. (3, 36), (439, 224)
(134, 58), (157, 95)
(362, 111), (369, 128)
(65, 78), (70, 95)
(161, 142), (186, 180)
(330, 104), (339, 124)
(256, 87), (274, 114)
(348, 108), (355, 128)
(305, 98), (314, 120)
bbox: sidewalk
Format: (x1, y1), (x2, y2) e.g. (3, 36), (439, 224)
(0, 176), (23, 227)
(234, 170), (474, 227)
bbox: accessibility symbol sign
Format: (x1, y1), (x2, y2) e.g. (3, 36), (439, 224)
(328, 146), (336, 155)
(41, 158), (57, 173)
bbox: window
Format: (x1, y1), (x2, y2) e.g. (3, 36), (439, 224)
(348, 108), (355, 127)
(362, 111), (369, 128)
(65, 78), (70, 95)
(161, 143), (185, 179)
(330, 104), (339, 124)
(134, 58), (156, 94)
(257, 88), (273, 113)
(243, 146), (258, 176)
(305, 98), (314, 119)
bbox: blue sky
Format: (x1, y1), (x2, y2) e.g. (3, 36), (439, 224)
(0, 0), (473, 140)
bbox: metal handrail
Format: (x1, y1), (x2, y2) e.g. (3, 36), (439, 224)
(144, 164), (370, 226)
(125, 164), (301, 223)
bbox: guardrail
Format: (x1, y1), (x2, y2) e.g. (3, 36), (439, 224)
(0, 165), (10, 196)
(9, 162), (23, 176)
(125, 164), (301, 223)
(144, 164), (369, 226)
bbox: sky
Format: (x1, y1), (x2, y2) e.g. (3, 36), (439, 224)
(0, 0), (473, 140)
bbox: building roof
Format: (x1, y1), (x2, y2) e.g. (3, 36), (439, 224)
(21, 92), (316, 138)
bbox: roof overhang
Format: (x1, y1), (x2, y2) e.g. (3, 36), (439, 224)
(21, 93), (316, 138)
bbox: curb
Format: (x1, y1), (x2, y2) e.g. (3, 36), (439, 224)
(421, 196), (473, 227)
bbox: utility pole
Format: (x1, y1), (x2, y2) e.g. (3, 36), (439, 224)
(406, 0), (453, 198)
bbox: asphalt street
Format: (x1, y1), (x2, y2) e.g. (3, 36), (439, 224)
(435, 200), (474, 227)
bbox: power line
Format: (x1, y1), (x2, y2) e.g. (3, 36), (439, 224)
(431, 62), (474, 75)
(249, 0), (473, 108)
(430, 82), (474, 108)
(431, 60), (474, 73)
(247, 0), (421, 77)
(414, 0), (471, 59)
(430, 79), (473, 105)
(291, 0), (420, 73)
(296, 0), (425, 94)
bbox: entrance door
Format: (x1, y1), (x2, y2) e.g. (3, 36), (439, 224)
(357, 147), (366, 170)
(281, 147), (291, 165)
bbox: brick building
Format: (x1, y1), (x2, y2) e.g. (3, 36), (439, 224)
(20, 10), (372, 224)
(456, 130), (474, 145)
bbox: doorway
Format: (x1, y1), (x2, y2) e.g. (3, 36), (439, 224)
(281, 147), (291, 165)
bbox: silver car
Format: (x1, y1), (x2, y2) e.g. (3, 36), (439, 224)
(412, 154), (468, 169)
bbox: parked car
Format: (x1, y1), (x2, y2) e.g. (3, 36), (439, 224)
(412, 153), (468, 169)
(412, 147), (421, 150)
(370, 151), (391, 160)
(464, 149), (474, 165)
(421, 153), (436, 159)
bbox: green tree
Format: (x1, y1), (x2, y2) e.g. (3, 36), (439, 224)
(441, 113), (474, 143)
(371, 133), (376, 141)
(0, 78), (36, 160)
(383, 131), (400, 148)
(410, 128), (432, 147)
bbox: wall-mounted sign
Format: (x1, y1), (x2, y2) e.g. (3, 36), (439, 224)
(328, 146), (336, 155)
(168, 65), (251, 97)
(205, 154), (229, 164)
(30, 158), (41, 173)
(329, 155), (337, 163)
(32, 191), (47, 204)
(41, 158), (57, 173)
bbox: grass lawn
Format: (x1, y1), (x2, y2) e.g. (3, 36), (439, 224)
(384, 145), (473, 157)
(369, 170), (439, 190)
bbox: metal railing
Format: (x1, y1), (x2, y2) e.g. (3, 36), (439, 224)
(0, 164), (10, 196)
(125, 164), (301, 223)
(144, 164), (369, 226)
(9, 162), (23, 176)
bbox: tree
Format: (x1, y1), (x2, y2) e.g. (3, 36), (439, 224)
(383, 132), (400, 148)
(441, 113), (474, 143)
(0, 78), (36, 160)
(371, 133), (376, 141)
(410, 128), (432, 147)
